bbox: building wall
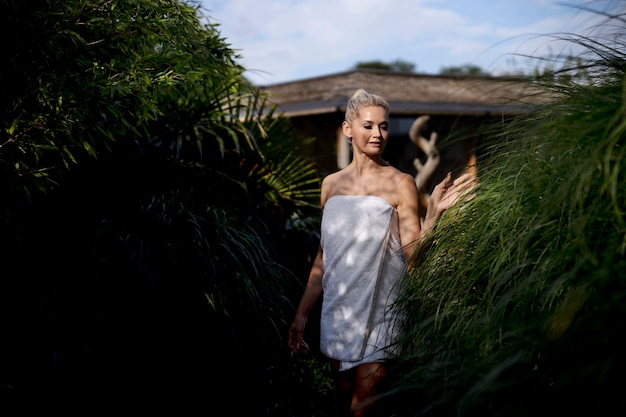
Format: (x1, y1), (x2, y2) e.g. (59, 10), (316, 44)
(289, 112), (500, 193)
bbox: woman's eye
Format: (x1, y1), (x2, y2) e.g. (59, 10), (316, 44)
(363, 124), (388, 131)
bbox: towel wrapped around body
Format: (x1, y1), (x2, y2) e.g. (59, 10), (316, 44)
(320, 195), (407, 371)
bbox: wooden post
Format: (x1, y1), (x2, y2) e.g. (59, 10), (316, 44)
(337, 126), (350, 169)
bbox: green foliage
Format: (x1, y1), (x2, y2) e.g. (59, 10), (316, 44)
(1, 0), (327, 413)
(353, 59), (416, 73)
(2, 0), (234, 197)
(391, 7), (626, 417)
(439, 63), (490, 77)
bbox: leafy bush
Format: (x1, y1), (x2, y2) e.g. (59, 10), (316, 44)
(0, 1), (329, 414)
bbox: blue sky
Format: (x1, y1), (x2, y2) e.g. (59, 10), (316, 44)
(195, 0), (616, 85)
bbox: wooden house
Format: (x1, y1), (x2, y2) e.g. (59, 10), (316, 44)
(261, 69), (551, 194)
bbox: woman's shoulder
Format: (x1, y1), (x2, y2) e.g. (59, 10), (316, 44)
(386, 166), (416, 189)
(320, 170), (347, 204)
(398, 169), (418, 185)
(384, 168), (419, 209)
(321, 169), (350, 189)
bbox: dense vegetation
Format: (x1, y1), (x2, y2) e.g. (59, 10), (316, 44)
(2, 1), (624, 416)
(391, 6), (626, 416)
(1, 1), (329, 414)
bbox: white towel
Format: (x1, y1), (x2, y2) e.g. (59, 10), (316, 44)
(319, 195), (407, 369)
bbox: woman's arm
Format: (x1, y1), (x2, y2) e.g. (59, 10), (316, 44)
(288, 244), (324, 354)
(396, 173), (423, 261)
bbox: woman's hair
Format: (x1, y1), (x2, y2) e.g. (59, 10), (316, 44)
(344, 89), (389, 124)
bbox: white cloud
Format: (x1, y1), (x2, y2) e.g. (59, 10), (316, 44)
(198, 0), (620, 84)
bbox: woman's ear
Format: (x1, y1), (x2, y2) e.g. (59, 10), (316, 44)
(342, 121), (351, 138)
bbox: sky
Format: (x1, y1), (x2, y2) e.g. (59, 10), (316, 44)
(195, 0), (618, 85)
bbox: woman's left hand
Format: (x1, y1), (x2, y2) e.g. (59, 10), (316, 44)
(431, 172), (477, 215)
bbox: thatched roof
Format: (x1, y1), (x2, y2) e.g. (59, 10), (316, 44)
(260, 69), (552, 117)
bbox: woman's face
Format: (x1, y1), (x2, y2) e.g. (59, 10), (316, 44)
(343, 106), (389, 155)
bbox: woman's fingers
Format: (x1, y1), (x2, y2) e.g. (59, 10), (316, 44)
(288, 325), (310, 354)
(436, 172), (478, 211)
(299, 339), (309, 354)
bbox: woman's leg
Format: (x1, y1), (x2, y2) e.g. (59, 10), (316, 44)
(330, 359), (355, 416)
(351, 362), (386, 417)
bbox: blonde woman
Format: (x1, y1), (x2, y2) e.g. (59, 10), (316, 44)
(288, 89), (474, 417)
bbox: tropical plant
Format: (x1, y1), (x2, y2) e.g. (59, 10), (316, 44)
(1, 1), (329, 414)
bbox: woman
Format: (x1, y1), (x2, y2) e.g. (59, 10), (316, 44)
(288, 89), (474, 416)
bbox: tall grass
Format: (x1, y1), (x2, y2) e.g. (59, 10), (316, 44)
(390, 4), (626, 416)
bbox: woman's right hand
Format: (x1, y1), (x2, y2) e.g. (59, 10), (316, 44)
(288, 315), (310, 354)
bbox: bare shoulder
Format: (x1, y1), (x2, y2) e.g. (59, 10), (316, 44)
(321, 171), (344, 192)
(320, 171), (344, 206)
(392, 168), (418, 195)
(321, 170), (340, 185)
(387, 169), (418, 209)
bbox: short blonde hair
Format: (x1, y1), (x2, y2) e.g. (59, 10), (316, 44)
(344, 89), (389, 124)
